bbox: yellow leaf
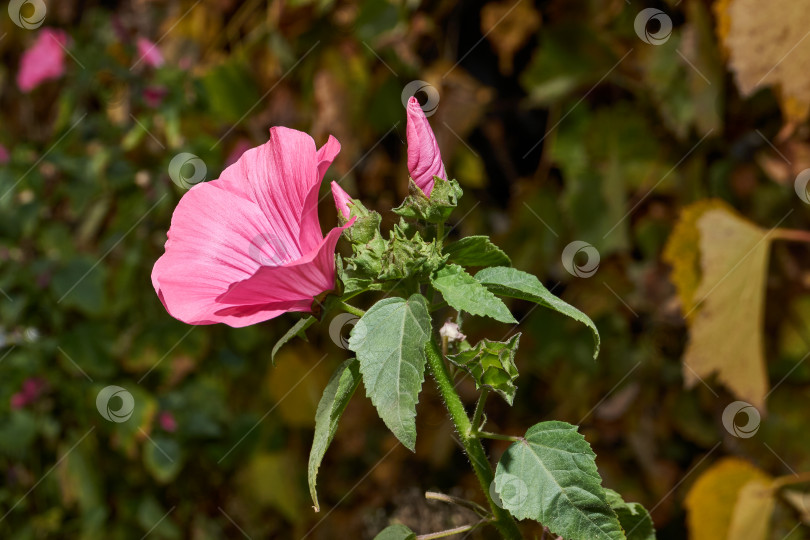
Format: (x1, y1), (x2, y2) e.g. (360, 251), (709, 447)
(683, 207), (772, 409)
(267, 347), (329, 428)
(237, 451), (303, 523)
(727, 480), (776, 540)
(715, 0), (810, 122)
(685, 458), (771, 540)
(663, 199), (733, 321)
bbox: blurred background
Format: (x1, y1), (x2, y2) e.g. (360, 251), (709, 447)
(3, 0), (810, 538)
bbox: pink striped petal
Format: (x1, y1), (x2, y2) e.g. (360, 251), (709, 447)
(331, 181), (352, 219)
(406, 96), (446, 197)
(151, 128), (346, 327)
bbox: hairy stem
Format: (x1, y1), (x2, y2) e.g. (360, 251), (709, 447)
(338, 301), (365, 317)
(425, 338), (522, 540)
(471, 389), (488, 432)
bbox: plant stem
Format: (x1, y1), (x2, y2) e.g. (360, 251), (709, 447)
(416, 521), (486, 540)
(425, 338), (522, 540)
(338, 301), (365, 317)
(474, 431), (524, 443)
(773, 470), (810, 490)
(772, 228), (810, 243)
(471, 390), (488, 432)
(425, 491), (490, 518)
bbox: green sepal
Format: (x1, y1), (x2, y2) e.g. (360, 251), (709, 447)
(342, 199), (383, 246)
(392, 177), (463, 223)
(378, 222), (448, 281)
(447, 334), (521, 405)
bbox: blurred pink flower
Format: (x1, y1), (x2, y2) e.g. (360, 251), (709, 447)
(17, 28), (68, 93)
(152, 127), (354, 327)
(159, 411), (177, 432)
(10, 377), (47, 409)
(143, 85), (168, 108)
(0, 144), (9, 164)
(405, 96), (446, 197)
(10, 393), (27, 410)
(331, 181), (352, 219)
(136, 37), (164, 68)
(225, 138), (253, 167)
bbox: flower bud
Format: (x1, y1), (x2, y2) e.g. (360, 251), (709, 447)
(406, 96), (446, 197)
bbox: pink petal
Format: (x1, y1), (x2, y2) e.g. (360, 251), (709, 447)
(330, 181), (352, 219)
(152, 128), (346, 327)
(136, 37), (164, 68)
(406, 96), (446, 197)
(0, 144), (9, 164)
(216, 220), (353, 310)
(17, 29), (68, 93)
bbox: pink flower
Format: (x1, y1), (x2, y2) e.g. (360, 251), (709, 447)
(143, 85), (168, 108)
(158, 411), (177, 432)
(0, 144), (9, 164)
(17, 29), (68, 93)
(10, 393), (26, 410)
(152, 127), (354, 327)
(406, 96), (446, 197)
(331, 181), (352, 219)
(136, 37), (164, 68)
(10, 377), (47, 409)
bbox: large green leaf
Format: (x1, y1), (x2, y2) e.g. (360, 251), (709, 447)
(604, 489), (656, 540)
(308, 358), (361, 511)
(475, 266), (600, 358)
(432, 265), (516, 324)
(348, 295), (431, 451)
(444, 236), (511, 268)
(373, 524), (416, 540)
(271, 316), (315, 364)
(494, 421), (623, 540)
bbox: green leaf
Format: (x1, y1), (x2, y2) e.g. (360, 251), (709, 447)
(447, 334), (521, 405)
(444, 236), (512, 268)
(308, 358), (362, 511)
(271, 316), (316, 364)
(143, 435), (183, 483)
(494, 421), (623, 540)
(604, 489), (656, 540)
(432, 265), (517, 324)
(373, 524), (416, 540)
(475, 266), (600, 358)
(348, 295), (431, 451)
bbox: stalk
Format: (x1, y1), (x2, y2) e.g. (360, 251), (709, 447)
(424, 338), (522, 540)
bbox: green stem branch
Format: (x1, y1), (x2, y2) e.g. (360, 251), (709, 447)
(471, 389), (488, 432)
(416, 521), (486, 540)
(338, 301), (365, 317)
(425, 338), (522, 540)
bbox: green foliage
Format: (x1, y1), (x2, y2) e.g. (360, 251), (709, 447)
(373, 524), (417, 540)
(605, 489), (656, 540)
(431, 264), (516, 324)
(447, 334), (520, 405)
(308, 358), (361, 511)
(393, 178), (463, 223)
(494, 421), (624, 540)
(444, 236), (512, 268)
(475, 267), (601, 358)
(271, 315), (315, 364)
(348, 295), (431, 451)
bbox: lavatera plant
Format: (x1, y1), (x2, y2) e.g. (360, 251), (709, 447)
(151, 97), (655, 540)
